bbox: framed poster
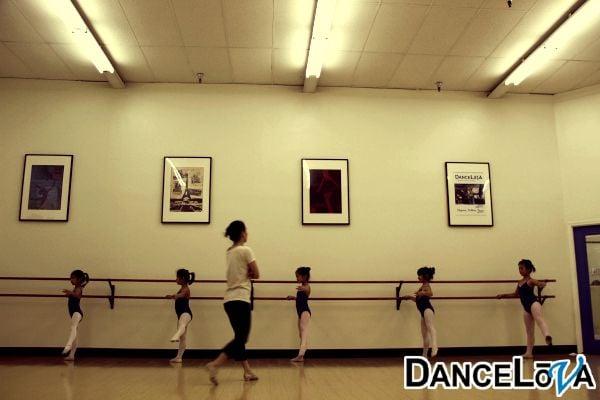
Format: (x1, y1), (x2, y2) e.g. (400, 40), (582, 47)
(445, 162), (493, 227)
(19, 154), (73, 222)
(162, 157), (212, 223)
(302, 158), (350, 225)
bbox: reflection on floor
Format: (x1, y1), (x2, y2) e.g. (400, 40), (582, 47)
(1, 355), (599, 400)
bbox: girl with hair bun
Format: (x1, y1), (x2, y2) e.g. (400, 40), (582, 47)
(287, 266), (312, 362)
(497, 259), (552, 358)
(166, 268), (195, 363)
(402, 266), (438, 358)
(61, 269), (89, 361)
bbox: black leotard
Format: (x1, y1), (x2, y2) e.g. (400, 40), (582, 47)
(67, 288), (83, 318)
(175, 289), (192, 319)
(518, 280), (538, 314)
(295, 289), (311, 318)
(415, 295), (434, 318)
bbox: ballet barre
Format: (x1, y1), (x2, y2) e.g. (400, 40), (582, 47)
(0, 276), (557, 311)
(0, 276), (226, 309)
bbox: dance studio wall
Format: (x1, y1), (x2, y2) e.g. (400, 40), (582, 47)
(0, 79), (575, 350)
(554, 85), (600, 224)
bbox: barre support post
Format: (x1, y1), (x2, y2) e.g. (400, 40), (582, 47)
(396, 281), (403, 310)
(108, 280), (116, 309)
(537, 285), (546, 305)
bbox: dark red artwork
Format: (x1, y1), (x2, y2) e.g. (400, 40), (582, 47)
(309, 169), (342, 214)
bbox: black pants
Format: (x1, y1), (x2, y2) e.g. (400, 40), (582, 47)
(222, 301), (252, 361)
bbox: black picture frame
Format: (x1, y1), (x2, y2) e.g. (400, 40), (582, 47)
(19, 154), (74, 222)
(445, 161), (494, 227)
(301, 158), (350, 225)
(161, 156), (212, 224)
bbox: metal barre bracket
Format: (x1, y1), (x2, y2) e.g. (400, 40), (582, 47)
(537, 285), (546, 305)
(108, 280), (116, 309)
(396, 281), (403, 311)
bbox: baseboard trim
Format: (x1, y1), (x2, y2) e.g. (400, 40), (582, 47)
(0, 345), (577, 359)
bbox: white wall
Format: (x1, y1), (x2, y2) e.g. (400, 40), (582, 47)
(0, 79), (575, 350)
(554, 85), (600, 224)
(588, 239), (600, 338)
(554, 85), (600, 349)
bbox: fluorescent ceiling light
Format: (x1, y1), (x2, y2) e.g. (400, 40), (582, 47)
(305, 0), (337, 79)
(55, 0), (115, 74)
(505, 0), (600, 86)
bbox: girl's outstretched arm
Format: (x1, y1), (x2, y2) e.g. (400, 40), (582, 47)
(497, 286), (519, 299)
(296, 285), (311, 296)
(166, 286), (190, 299)
(528, 278), (547, 289)
(62, 287), (82, 298)
(416, 285), (433, 297)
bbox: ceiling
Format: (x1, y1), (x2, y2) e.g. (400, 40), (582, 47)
(1, 0), (600, 94)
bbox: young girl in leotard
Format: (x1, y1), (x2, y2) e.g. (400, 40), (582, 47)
(497, 259), (552, 358)
(61, 269), (89, 361)
(166, 268), (195, 363)
(287, 266), (311, 362)
(402, 266), (438, 358)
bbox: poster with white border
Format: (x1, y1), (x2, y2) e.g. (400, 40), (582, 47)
(302, 158), (350, 225)
(162, 157), (212, 223)
(19, 154), (73, 222)
(445, 162), (493, 227)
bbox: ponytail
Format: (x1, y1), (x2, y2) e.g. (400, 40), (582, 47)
(417, 266), (436, 281)
(70, 269), (89, 287)
(176, 268), (195, 285)
(518, 259), (536, 273)
(225, 220), (246, 243)
(295, 266), (311, 281)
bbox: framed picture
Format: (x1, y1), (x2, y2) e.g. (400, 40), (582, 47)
(302, 158), (350, 225)
(162, 157), (212, 223)
(19, 154), (74, 222)
(445, 162), (493, 227)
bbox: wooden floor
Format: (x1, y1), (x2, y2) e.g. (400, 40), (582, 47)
(1, 355), (599, 400)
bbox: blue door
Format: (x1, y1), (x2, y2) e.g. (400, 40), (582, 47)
(573, 225), (600, 354)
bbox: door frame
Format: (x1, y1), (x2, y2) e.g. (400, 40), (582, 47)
(569, 219), (600, 353)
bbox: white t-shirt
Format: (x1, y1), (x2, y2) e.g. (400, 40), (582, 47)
(224, 245), (256, 303)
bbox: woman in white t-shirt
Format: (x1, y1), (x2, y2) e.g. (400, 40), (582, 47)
(206, 220), (260, 384)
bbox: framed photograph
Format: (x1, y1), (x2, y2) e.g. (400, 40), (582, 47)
(302, 158), (350, 225)
(445, 162), (493, 227)
(19, 154), (74, 222)
(162, 157), (212, 223)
